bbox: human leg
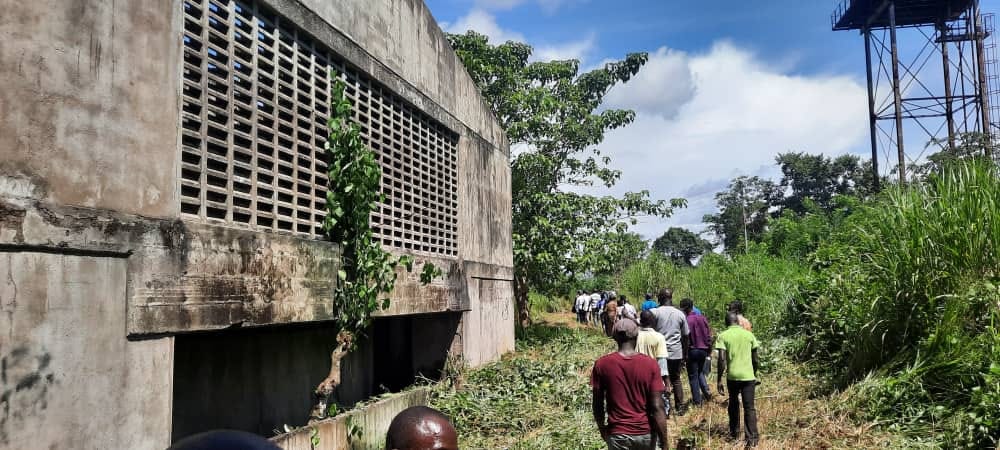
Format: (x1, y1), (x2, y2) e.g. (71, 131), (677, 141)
(741, 381), (759, 446)
(726, 380), (741, 440)
(686, 349), (706, 405)
(667, 359), (686, 414)
(701, 355), (712, 398)
(606, 434), (653, 450)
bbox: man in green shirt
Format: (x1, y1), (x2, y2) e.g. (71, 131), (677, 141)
(715, 312), (761, 447)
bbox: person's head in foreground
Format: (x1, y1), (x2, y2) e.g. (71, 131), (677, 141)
(385, 406), (458, 450)
(612, 316), (639, 345)
(168, 430), (281, 450)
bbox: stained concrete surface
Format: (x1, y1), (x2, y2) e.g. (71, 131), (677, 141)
(0, 253), (173, 450)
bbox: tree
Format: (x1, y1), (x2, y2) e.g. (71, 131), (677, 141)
(914, 132), (999, 179)
(775, 152), (876, 215)
(652, 227), (712, 266)
(447, 32), (683, 326)
(702, 176), (782, 253)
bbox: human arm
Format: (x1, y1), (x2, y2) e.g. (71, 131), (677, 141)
(592, 387), (608, 440)
(646, 390), (669, 449)
(656, 357), (672, 393)
(716, 349), (727, 394)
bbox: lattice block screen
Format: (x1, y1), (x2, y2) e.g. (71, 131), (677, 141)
(180, 0), (459, 256)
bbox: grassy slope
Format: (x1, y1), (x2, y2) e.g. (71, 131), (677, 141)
(432, 313), (920, 449)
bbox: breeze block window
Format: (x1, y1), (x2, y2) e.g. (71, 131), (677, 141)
(180, 0), (459, 256)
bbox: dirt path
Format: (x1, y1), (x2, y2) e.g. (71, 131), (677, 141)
(435, 312), (912, 449)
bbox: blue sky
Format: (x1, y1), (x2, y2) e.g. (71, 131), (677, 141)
(425, 0), (1000, 238)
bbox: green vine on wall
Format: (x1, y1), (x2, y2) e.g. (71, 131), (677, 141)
(322, 77), (412, 335)
(311, 75), (440, 422)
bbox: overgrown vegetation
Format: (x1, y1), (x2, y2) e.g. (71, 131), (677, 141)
(447, 32), (683, 327)
(618, 250), (806, 339)
(312, 78), (418, 421)
(432, 315), (912, 449)
(786, 160), (1000, 447)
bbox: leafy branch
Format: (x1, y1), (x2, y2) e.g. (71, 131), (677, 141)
(310, 76), (414, 422)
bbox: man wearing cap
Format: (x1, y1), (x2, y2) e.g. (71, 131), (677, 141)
(592, 318), (670, 449)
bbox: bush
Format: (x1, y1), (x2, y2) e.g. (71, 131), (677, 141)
(618, 249), (806, 339)
(788, 161), (1000, 447)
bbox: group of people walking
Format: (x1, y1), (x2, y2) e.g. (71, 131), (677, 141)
(587, 288), (761, 449)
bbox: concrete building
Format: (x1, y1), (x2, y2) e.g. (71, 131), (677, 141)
(0, 0), (513, 448)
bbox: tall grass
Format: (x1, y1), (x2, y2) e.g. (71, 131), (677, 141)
(618, 250), (806, 338)
(788, 160), (1000, 447)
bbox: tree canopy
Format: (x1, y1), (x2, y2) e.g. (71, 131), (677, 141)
(447, 31), (683, 325)
(652, 227), (712, 266)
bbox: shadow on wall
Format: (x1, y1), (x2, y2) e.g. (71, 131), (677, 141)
(170, 313), (461, 442)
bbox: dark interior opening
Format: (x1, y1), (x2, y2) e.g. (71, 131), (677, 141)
(170, 312), (461, 443)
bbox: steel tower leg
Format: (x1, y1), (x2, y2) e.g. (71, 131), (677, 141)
(941, 23), (957, 148)
(889, 1), (907, 184)
(974, 0), (993, 155)
(864, 27), (881, 190)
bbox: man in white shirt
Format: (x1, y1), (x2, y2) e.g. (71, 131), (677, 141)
(574, 291), (591, 324)
(589, 291), (602, 325)
(620, 295), (638, 321)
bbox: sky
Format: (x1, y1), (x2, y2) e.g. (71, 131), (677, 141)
(424, 0), (1000, 239)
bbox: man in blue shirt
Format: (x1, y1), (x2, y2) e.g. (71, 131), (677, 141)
(641, 293), (658, 312)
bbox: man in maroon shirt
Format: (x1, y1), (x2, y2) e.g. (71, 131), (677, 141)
(680, 298), (713, 405)
(592, 318), (670, 449)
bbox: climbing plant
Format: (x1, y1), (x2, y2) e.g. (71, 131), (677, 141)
(310, 76), (414, 422)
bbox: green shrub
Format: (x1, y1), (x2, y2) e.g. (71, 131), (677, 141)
(788, 160), (1000, 447)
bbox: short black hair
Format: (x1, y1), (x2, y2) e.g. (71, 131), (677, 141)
(725, 312), (740, 327)
(728, 300), (744, 314)
(657, 288), (673, 304)
(679, 298), (693, 311)
(385, 406), (455, 449)
(639, 309), (655, 327)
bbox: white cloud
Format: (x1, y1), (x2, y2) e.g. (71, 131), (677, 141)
(603, 47), (696, 119)
(590, 41), (869, 239)
(531, 34), (596, 62)
(446, 10), (595, 64)
(445, 9), (525, 43)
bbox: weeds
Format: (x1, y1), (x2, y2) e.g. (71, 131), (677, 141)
(432, 314), (912, 449)
(788, 160), (1000, 447)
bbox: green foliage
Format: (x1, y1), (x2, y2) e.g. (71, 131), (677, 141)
(309, 427), (320, 448)
(787, 160), (1000, 446)
(528, 291), (568, 320)
(775, 152), (876, 214)
(431, 323), (614, 449)
(651, 226), (712, 266)
(763, 195), (862, 260)
(323, 78), (412, 338)
(446, 31), (683, 323)
(619, 249), (806, 339)
(419, 262), (443, 285)
(702, 176), (782, 253)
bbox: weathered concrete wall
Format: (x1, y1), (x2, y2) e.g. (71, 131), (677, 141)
(284, 0), (508, 153)
(0, 253), (173, 450)
(0, 0), (513, 446)
(0, 0), (181, 218)
(0, 195), (344, 335)
(461, 278), (516, 367)
(272, 388), (431, 450)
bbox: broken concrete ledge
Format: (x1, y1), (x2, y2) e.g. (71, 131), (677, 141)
(272, 387), (431, 450)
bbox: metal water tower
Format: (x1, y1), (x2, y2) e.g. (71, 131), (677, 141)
(832, 0), (998, 185)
